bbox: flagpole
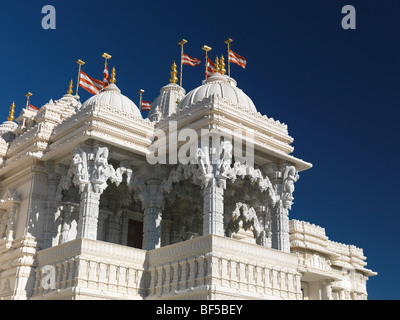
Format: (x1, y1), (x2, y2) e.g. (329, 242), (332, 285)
(202, 45), (212, 79)
(224, 38), (233, 77)
(102, 53), (112, 88)
(25, 92), (33, 109)
(76, 59), (85, 96)
(138, 89), (145, 111)
(178, 39), (187, 87)
(102, 53), (112, 68)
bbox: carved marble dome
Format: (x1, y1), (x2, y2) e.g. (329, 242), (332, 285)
(82, 83), (142, 118)
(178, 72), (257, 113)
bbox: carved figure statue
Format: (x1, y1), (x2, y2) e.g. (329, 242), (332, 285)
(283, 166), (299, 197)
(197, 147), (210, 176)
(94, 147), (109, 181)
(0, 210), (10, 238)
(72, 153), (85, 181)
(218, 140), (232, 174)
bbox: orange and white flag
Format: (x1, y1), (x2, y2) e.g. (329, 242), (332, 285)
(229, 50), (247, 69)
(79, 70), (104, 95)
(27, 103), (39, 112)
(206, 58), (216, 79)
(103, 65), (109, 88)
(141, 101), (152, 111)
(182, 53), (201, 67)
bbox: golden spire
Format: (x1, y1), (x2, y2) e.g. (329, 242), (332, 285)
(214, 57), (220, 73)
(67, 79), (73, 94)
(220, 55), (226, 75)
(7, 101), (15, 122)
(110, 67), (116, 84)
(170, 61), (178, 84)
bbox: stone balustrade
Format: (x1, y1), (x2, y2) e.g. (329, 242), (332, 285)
(146, 235), (302, 300)
(31, 235), (302, 300)
(32, 238), (147, 300)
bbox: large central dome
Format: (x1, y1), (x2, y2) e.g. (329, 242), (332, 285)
(178, 72), (257, 113)
(82, 83), (142, 118)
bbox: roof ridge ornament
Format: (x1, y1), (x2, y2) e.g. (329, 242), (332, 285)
(220, 55), (226, 75)
(67, 79), (73, 95)
(7, 101), (15, 122)
(170, 61), (178, 84)
(110, 67), (116, 84)
(214, 57), (220, 73)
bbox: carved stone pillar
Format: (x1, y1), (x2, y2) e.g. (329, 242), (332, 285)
(97, 210), (110, 241)
(322, 280), (334, 300)
(170, 212), (182, 245)
(60, 204), (74, 244)
(161, 217), (172, 246)
(142, 178), (164, 250)
(107, 209), (122, 244)
(64, 145), (121, 241)
(77, 190), (101, 240)
(271, 202), (290, 253)
(203, 177), (225, 237)
(267, 164), (299, 253)
(43, 172), (62, 249)
(197, 140), (232, 237)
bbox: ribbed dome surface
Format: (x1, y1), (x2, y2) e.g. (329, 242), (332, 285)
(178, 73), (257, 113)
(82, 83), (142, 118)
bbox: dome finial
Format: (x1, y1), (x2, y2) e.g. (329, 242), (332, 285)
(110, 67), (116, 84)
(220, 55), (226, 75)
(170, 61), (178, 84)
(67, 79), (73, 94)
(7, 101), (15, 122)
(214, 57), (220, 73)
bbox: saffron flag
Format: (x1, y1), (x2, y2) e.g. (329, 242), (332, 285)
(27, 103), (39, 112)
(79, 70), (104, 95)
(182, 53), (201, 67)
(205, 58), (216, 79)
(141, 101), (152, 111)
(229, 50), (247, 69)
(103, 65), (109, 88)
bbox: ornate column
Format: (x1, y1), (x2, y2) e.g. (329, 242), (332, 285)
(77, 188), (101, 240)
(43, 172), (62, 249)
(61, 145), (125, 240)
(107, 209), (122, 244)
(97, 210), (110, 241)
(197, 140), (232, 237)
(142, 178), (164, 250)
(161, 214), (172, 246)
(268, 164), (299, 253)
(203, 177), (225, 236)
(271, 202), (290, 252)
(59, 204), (75, 244)
(132, 166), (169, 251)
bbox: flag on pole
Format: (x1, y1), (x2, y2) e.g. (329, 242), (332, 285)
(27, 103), (39, 112)
(79, 70), (104, 95)
(229, 50), (247, 69)
(103, 65), (109, 88)
(205, 58), (216, 79)
(182, 53), (201, 67)
(141, 101), (152, 111)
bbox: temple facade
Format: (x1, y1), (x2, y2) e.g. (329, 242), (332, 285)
(0, 64), (376, 300)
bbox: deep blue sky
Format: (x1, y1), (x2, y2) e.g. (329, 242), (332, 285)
(1, 1), (399, 299)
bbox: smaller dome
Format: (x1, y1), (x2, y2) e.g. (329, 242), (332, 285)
(148, 83), (186, 121)
(178, 73), (257, 113)
(0, 121), (17, 143)
(82, 83), (142, 118)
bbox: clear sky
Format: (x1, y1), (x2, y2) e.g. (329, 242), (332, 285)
(0, 0), (399, 300)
